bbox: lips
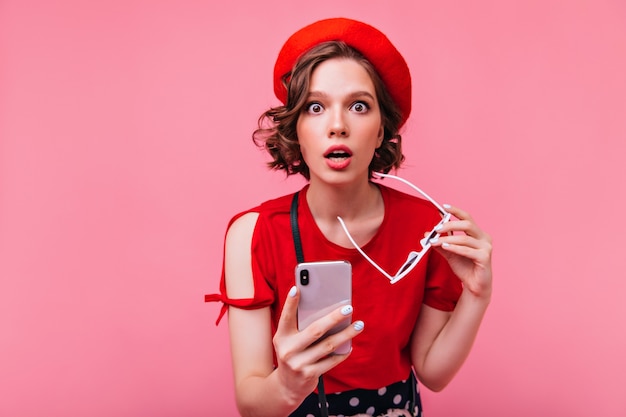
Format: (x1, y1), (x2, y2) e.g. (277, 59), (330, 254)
(324, 145), (353, 170)
(324, 145), (353, 160)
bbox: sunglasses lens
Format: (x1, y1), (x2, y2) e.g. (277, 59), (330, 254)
(398, 254), (418, 274)
(420, 229), (438, 247)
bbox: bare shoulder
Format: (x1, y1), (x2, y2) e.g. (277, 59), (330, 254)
(226, 212), (260, 245)
(225, 212), (260, 299)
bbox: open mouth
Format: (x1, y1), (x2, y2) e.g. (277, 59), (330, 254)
(324, 146), (353, 161)
(325, 150), (351, 161)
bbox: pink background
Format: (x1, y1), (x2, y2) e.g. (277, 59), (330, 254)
(1, 0), (625, 415)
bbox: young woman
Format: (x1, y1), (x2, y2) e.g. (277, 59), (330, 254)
(206, 18), (493, 417)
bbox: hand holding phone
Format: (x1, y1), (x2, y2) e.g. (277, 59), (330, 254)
(295, 260), (352, 355)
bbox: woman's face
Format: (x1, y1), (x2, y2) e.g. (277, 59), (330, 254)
(296, 58), (384, 186)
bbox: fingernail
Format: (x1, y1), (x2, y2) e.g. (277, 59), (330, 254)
(443, 204), (452, 209)
(442, 242), (450, 248)
(341, 305), (353, 316)
(288, 286), (297, 297)
(430, 236), (439, 244)
(434, 224), (443, 232)
(353, 320), (364, 331)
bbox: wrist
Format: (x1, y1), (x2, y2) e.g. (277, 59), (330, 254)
(461, 285), (492, 305)
(272, 368), (308, 411)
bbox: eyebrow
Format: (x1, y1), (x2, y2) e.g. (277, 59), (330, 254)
(306, 91), (376, 101)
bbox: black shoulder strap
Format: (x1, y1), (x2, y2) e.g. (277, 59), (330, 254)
(290, 192), (328, 417)
(290, 192), (305, 264)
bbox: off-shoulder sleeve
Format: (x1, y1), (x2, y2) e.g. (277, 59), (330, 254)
(205, 209), (275, 325)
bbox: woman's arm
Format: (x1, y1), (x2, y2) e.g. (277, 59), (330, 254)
(411, 204), (492, 392)
(224, 213), (364, 416)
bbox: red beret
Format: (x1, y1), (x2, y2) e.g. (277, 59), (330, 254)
(273, 17), (412, 127)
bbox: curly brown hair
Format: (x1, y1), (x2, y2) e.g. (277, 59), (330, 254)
(253, 41), (405, 180)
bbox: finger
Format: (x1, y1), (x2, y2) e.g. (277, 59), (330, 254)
(429, 219), (472, 236)
(432, 237), (492, 264)
(442, 204), (473, 222)
(302, 319), (365, 371)
(297, 304), (353, 346)
(298, 306), (362, 359)
(434, 213), (489, 241)
(431, 234), (484, 250)
(311, 320), (364, 375)
(276, 286), (299, 335)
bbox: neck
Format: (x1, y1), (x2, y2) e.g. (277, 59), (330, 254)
(305, 175), (385, 248)
(306, 176), (381, 222)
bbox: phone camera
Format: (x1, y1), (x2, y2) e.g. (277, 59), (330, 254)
(300, 269), (309, 286)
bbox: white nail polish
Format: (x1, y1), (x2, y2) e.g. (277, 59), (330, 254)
(443, 204), (452, 209)
(353, 320), (364, 331)
(288, 286), (297, 297)
(341, 305), (353, 316)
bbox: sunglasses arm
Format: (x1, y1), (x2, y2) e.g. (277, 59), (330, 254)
(373, 172), (449, 216)
(336, 216), (397, 283)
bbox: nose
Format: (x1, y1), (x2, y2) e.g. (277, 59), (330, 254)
(328, 108), (349, 138)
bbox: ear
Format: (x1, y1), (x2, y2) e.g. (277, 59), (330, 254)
(376, 124), (384, 148)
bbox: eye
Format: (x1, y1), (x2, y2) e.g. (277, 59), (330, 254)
(305, 102), (324, 114)
(350, 101), (370, 113)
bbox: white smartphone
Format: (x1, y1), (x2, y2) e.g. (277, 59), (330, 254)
(295, 260), (352, 355)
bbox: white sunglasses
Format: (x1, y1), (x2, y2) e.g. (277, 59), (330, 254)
(337, 172), (451, 284)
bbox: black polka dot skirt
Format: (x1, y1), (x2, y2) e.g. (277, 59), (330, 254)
(289, 373), (422, 417)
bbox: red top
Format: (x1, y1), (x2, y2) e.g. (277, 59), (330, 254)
(206, 183), (462, 393)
